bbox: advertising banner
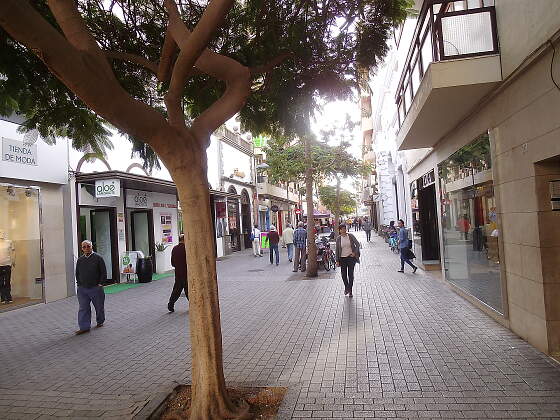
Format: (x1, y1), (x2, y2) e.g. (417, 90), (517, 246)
(121, 251), (140, 274)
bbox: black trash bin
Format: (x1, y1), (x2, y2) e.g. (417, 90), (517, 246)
(136, 257), (153, 283)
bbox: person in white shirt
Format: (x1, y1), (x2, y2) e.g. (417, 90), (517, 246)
(282, 224), (295, 262)
(252, 224), (262, 257)
(0, 231), (15, 304)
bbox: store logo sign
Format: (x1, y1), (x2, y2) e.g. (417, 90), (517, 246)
(2, 138), (37, 166)
(133, 191), (149, 208)
(95, 179), (120, 198)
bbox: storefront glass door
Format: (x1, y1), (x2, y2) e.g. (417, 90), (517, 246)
(438, 133), (503, 313)
(91, 210), (113, 282)
(132, 211), (151, 258)
(0, 185), (43, 309)
(79, 207), (117, 283)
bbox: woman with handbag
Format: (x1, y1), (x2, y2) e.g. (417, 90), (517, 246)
(397, 219), (417, 273)
(335, 224), (361, 297)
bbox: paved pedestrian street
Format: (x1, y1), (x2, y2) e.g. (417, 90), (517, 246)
(1, 232), (560, 419)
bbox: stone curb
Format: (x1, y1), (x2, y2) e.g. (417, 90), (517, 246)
(133, 386), (176, 420)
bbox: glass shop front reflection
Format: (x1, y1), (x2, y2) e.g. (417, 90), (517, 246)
(0, 185), (43, 307)
(438, 133), (503, 313)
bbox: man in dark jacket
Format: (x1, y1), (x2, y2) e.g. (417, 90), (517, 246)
(168, 234), (188, 312)
(268, 225), (280, 266)
(75, 240), (106, 335)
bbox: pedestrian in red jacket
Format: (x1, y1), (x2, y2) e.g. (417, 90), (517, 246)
(168, 235), (188, 312)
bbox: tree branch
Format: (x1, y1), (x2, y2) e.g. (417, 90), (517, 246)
(105, 51), (158, 74)
(164, 0), (235, 127)
(190, 50), (251, 140)
(48, 0), (113, 75)
(250, 51), (293, 76)
(157, 26), (178, 82)
(0, 0), (171, 148)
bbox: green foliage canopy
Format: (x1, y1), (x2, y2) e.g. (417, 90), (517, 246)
(0, 0), (411, 170)
(319, 185), (356, 215)
(263, 136), (371, 185)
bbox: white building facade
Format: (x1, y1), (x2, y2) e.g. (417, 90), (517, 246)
(0, 116), (74, 309)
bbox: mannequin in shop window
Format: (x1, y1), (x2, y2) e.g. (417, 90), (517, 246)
(0, 230), (15, 304)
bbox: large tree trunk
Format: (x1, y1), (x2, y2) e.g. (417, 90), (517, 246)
(304, 134), (318, 277)
(158, 134), (249, 420)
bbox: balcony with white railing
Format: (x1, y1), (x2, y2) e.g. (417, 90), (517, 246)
(257, 176), (299, 203)
(396, 0), (502, 150)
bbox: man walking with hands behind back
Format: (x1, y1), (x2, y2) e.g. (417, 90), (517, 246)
(168, 234), (188, 312)
(293, 221), (307, 272)
(75, 240), (106, 335)
(362, 217), (373, 242)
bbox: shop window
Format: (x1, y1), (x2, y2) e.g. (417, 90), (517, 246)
(0, 185), (43, 307)
(438, 133), (503, 313)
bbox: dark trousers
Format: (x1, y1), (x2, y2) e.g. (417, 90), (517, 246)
(340, 257), (356, 293)
(294, 247), (306, 271)
(77, 286), (105, 331)
(400, 248), (417, 270)
(0, 265), (12, 302)
(169, 279), (188, 306)
(269, 244), (279, 264)
(365, 230), (372, 242)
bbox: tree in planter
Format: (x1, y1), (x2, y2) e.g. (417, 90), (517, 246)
(264, 137), (369, 243)
(0, 0), (408, 417)
(317, 114), (371, 237)
(238, 1), (412, 278)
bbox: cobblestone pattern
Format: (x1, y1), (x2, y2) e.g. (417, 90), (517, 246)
(0, 232), (559, 419)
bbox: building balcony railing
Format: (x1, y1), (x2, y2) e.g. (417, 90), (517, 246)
(215, 125), (253, 154)
(396, 0), (499, 128)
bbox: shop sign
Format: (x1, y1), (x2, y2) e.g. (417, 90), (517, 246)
(2, 138), (37, 166)
(253, 136), (266, 148)
(420, 170), (435, 188)
(258, 205), (268, 212)
(127, 190), (149, 208)
(271, 204), (279, 212)
(153, 202), (178, 209)
(95, 179), (120, 198)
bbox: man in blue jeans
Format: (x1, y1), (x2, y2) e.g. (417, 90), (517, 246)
(397, 219), (417, 273)
(75, 240), (107, 334)
(282, 223), (294, 262)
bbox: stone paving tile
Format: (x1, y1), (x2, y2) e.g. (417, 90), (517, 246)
(1, 232), (560, 418)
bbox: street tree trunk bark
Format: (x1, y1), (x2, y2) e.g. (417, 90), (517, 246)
(157, 133), (250, 420)
(304, 133), (318, 277)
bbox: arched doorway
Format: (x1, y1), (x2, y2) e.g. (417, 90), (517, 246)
(227, 186), (241, 252)
(240, 189), (252, 249)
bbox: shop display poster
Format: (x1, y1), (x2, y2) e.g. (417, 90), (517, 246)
(121, 252), (139, 274)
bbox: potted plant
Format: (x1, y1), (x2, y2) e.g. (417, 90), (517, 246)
(154, 241), (171, 274)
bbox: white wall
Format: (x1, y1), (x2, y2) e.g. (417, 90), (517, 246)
(222, 143), (253, 184)
(207, 136), (220, 190)
(0, 119), (69, 185)
(496, 0), (560, 78)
